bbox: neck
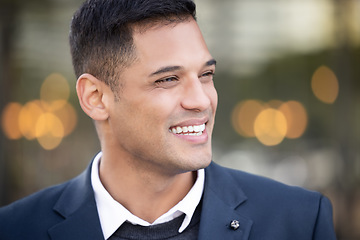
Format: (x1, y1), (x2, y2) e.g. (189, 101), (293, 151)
(98, 151), (197, 223)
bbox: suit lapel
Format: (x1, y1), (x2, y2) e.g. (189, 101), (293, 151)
(198, 162), (253, 240)
(48, 163), (104, 240)
(47, 160), (253, 240)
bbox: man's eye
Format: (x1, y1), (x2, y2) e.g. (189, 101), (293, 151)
(155, 76), (179, 87)
(156, 77), (177, 83)
(200, 71), (215, 80)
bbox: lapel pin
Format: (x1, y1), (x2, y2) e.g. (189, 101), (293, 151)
(230, 220), (240, 230)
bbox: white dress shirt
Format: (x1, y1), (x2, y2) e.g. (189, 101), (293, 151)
(91, 152), (205, 239)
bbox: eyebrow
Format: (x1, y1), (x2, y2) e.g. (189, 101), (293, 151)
(150, 66), (182, 77)
(205, 59), (217, 67)
(149, 58), (217, 77)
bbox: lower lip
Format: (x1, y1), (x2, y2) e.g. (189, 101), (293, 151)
(171, 129), (209, 144)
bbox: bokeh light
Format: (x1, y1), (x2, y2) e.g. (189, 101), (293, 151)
(36, 113), (64, 150)
(232, 99), (308, 146)
(49, 100), (77, 137)
(1, 73), (77, 150)
(40, 73), (70, 104)
(1, 102), (23, 140)
(279, 101), (308, 139)
(311, 65), (339, 104)
(18, 100), (45, 140)
(254, 108), (287, 146)
(231, 99), (264, 137)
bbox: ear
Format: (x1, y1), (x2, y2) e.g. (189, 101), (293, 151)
(76, 73), (110, 121)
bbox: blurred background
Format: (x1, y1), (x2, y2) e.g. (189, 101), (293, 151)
(0, 0), (359, 239)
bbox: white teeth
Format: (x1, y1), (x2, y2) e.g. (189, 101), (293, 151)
(170, 123), (206, 135)
(194, 125), (200, 132)
(176, 126), (182, 134)
(188, 126), (194, 132)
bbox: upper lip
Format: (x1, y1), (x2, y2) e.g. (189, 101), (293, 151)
(170, 117), (209, 128)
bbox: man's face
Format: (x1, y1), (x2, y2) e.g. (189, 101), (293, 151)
(106, 19), (217, 175)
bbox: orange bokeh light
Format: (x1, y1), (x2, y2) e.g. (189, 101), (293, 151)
(18, 100), (45, 140)
(311, 65), (339, 104)
(49, 100), (77, 137)
(254, 108), (287, 146)
(231, 99), (308, 146)
(0, 73), (78, 150)
(36, 113), (64, 150)
(1, 102), (23, 140)
(231, 100), (264, 137)
(40, 73), (70, 104)
(279, 101), (308, 139)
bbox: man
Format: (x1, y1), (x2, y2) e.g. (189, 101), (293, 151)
(0, 0), (336, 239)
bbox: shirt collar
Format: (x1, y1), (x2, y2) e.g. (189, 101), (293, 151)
(91, 152), (205, 239)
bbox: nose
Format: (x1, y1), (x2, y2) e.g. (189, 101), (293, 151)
(181, 76), (212, 112)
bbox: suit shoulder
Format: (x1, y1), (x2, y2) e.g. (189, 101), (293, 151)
(209, 161), (323, 204)
(0, 169), (91, 239)
(207, 162), (334, 229)
(0, 177), (83, 240)
(0, 181), (67, 217)
(0, 180), (71, 235)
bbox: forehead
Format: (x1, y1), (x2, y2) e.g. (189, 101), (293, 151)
(131, 19), (211, 67)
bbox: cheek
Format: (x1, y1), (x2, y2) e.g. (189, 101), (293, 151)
(132, 98), (173, 130)
(147, 91), (180, 114)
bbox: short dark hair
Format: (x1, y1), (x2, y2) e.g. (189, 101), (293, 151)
(69, 0), (196, 93)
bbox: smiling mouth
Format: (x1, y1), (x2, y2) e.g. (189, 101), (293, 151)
(169, 123), (206, 136)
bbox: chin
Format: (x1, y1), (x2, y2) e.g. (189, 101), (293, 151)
(183, 155), (212, 172)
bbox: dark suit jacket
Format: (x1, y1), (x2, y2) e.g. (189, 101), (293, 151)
(0, 161), (336, 239)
